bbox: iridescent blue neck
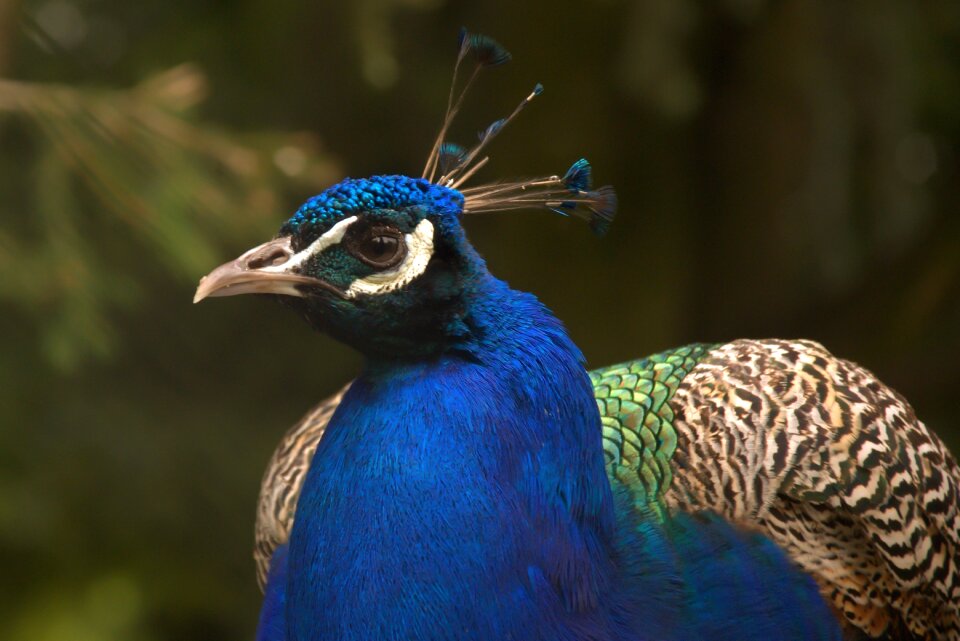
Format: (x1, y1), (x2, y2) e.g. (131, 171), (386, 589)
(286, 279), (618, 641)
(274, 274), (845, 641)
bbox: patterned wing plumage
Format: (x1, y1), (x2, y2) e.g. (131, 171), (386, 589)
(664, 339), (960, 640)
(253, 339), (960, 640)
(254, 384), (350, 589)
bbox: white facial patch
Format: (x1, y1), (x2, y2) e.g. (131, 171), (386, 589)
(261, 215), (359, 274)
(345, 218), (435, 298)
(263, 215), (435, 297)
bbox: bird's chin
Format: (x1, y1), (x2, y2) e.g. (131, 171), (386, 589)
(276, 293), (340, 328)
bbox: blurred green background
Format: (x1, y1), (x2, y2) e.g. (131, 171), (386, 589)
(1, 0), (958, 639)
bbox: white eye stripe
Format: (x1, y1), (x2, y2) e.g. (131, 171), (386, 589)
(345, 218), (435, 298)
(262, 215), (359, 274)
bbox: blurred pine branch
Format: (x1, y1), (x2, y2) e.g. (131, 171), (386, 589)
(0, 64), (340, 369)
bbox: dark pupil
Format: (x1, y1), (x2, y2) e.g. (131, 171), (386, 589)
(363, 234), (398, 262)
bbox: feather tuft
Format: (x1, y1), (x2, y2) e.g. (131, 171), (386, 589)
(422, 30), (512, 181)
(586, 186), (617, 236)
(438, 142), (468, 175)
(563, 158), (593, 193)
(464, 32), (512, 67)
(426, 30), (616, 238)
(478, 119), (507, 142)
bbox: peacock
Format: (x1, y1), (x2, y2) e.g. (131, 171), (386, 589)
(194, 32), (960, 641)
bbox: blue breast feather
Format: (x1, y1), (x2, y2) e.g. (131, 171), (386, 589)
(259, 273), (842, 641)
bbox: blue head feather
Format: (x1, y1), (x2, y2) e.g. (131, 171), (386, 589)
(280, 175), (463, 243)
(267, 175), (484, 359)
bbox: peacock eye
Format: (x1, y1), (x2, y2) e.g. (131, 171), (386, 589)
(349, 225), (406, 269)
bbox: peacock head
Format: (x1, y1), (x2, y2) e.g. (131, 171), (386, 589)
(193, 31), (615, 357)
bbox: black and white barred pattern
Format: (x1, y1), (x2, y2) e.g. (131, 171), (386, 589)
(667, 340), (959, 640)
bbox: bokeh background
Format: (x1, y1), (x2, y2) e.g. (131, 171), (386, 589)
(1, 1), (958, 639)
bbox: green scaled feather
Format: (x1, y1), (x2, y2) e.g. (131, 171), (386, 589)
(591, 343), (717, 518)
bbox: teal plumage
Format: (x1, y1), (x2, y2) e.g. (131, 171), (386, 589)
(194, 31), (960, 641)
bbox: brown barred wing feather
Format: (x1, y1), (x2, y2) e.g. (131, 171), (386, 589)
(666, 339), (960, 640)
(254, 383), (350, 589)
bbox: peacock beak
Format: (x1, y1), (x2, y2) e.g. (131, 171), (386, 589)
(193, 236), (339, 303)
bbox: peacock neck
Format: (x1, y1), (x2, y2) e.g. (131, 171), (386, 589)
(287, 279), (622, 641)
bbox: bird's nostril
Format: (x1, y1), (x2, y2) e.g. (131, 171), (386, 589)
(247, 247), (291, 269)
